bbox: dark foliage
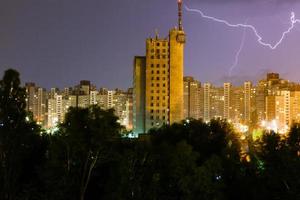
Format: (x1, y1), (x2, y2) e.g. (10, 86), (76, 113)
(0, 69), (47, 200)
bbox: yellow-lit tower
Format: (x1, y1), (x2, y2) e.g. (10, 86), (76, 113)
(133, 0), (185, 134)
(169, 0), (185, 124)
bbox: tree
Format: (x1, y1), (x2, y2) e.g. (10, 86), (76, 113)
(0, 69), (46, 200)
(287, 124), (300, 156)
(46, 106), (122, 200)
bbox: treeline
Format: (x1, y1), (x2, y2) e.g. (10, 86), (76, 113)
(0, 69), (300, 200)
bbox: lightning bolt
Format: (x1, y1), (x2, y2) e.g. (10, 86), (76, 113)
(185, 5), (300, 50)
(229, 21), (247, 77)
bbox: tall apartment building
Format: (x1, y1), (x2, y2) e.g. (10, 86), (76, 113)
(231, 86), (244, 123)
(133, 0), (185, 134)
(90, 90), (99, 105)
(36, 87), (47, 125)
(224, 83), (232, 120)
(203, 83), (212, 122)
(291, 91), (300, 123)
(210, 86), (224, 120)
(79, 80), (90, 95)
(184, 76), (201, 119)
(256, 73), (290, 123)
(265, 90), (291, 132)
(126, 88), (134, 130)
(25, 82), (36, 115)
(243, 82), (252, 124)
(47, 92), (70, 128)
(25, 83), (47, 126)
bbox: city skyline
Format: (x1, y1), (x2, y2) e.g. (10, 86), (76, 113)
(24, 70), (300, 136)
(2, 0), (300, 89)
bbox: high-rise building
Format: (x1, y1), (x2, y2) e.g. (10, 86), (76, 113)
(243, 81), (252, 124)
(231, 86), (244, 123)
(25, 82), (37, 115)
(133, 0), (185, 134)
(203, 83), (211, 122)
(224, 82), (232, 120)
(64, 87), (72, 98)
(78, 95), (90, 108)
(25, 83), (48, 126)
(80, 80), (91, 95)
(36, 87), (47, 125)
(184, 76), (201, 119)
(133, 57), (146, 133)
(126, 88), (134, 130)
(47, 92), (70, 128)
(50, 88), (59, 99)
(210, 86), (224, 120)
(266, 95), (276, 121)
(290, 91), (300, 123)
(90, 90), (98, 105)
(265, 90), (291, 132)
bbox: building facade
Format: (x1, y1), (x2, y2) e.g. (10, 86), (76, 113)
(133, 0), (185, 134)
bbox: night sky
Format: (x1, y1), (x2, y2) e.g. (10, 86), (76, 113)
(1, 0), (300, 89)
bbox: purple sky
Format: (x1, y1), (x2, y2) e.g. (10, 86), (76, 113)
(1, 0), (300, 89)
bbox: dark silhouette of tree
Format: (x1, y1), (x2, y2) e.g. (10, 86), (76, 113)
(45, 106), (122, 200)
(106, 119), (240, 200)
(0, 69), (46, 200)
(287, 124), (300, 156)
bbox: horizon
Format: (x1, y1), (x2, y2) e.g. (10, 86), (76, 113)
(8, 69), (293, 91)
